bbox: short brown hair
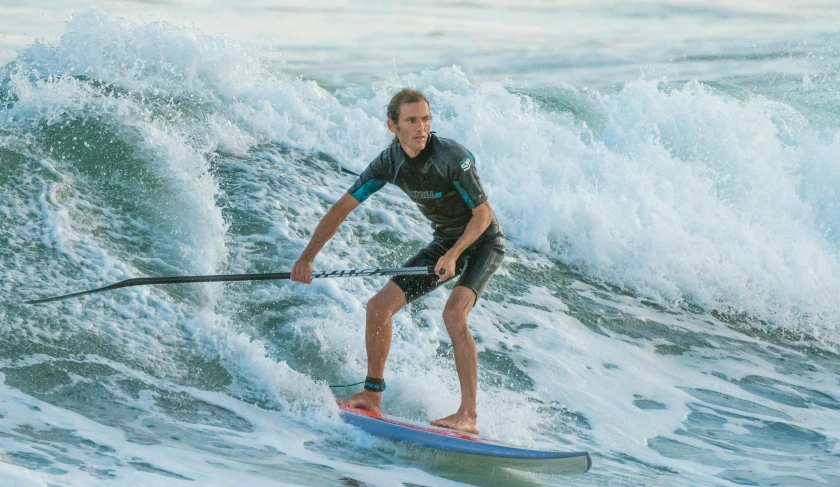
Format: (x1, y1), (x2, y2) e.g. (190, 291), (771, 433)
(387, 88), (429, 123)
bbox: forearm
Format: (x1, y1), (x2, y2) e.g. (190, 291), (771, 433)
(300, 212), (341, 261)
(300, 194), (359, 262)
(447, 202), (493, 258)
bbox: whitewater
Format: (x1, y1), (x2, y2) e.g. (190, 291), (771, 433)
(1, 2), (839, 486)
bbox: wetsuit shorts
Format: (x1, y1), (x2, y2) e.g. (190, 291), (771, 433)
(391, 234), (505, 303)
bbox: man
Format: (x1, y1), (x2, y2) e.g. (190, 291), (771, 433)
(290, 88), (504, 434)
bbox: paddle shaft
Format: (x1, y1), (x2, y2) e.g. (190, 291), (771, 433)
(27, 266), (438, 305)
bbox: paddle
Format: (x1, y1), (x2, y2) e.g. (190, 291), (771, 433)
(26, 266), (437, 305)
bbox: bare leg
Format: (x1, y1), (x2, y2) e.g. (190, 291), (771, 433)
(337, 281), (407, 413)
(431, 286), (480, 434)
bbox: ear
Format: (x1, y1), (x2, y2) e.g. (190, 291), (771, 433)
(387, 119), (397, 134)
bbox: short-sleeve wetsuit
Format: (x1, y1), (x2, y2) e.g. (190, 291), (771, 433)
(348, 133), (504, 302)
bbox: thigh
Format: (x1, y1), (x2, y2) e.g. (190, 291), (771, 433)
(390, 240), (452, 303)
(455, 236), (505, 303)
(369, 280), (408, 316)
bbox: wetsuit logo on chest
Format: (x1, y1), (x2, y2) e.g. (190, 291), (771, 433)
(408, 190), (443, 199)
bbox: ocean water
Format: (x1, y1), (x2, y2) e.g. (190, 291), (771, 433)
(1, 2), (840, 486)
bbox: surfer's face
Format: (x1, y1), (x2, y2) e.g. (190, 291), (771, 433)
(389, 101), (431, 157)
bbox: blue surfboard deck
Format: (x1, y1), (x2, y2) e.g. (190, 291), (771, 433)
(339, 405), (592, 475)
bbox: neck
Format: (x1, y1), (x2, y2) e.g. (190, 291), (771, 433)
(399, 133), (431, 158)
(400, 141), (421, 158)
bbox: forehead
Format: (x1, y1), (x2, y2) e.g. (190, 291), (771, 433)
(398, 101), (430, 119)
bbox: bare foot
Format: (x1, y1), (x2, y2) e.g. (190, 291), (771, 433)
(431, 411), (479, 435)
(336, 390), (381, 413)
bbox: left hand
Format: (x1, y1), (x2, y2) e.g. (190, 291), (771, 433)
(435, 252), (458, 281)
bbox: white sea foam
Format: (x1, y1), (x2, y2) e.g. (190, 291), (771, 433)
(0, 370), (468, 487)
(406, 73), (840, 345)
(2, 9), (348, 454)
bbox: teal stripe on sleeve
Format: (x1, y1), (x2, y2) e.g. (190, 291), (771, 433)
(351, 179), (386, 202)
(453, 181), (476, 208)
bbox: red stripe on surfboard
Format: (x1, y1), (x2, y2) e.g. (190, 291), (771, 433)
(339, 405), (499, 444)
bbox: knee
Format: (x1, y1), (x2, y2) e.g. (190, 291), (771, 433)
(367, 294), (393, 321)
(442, 306), (468, 332)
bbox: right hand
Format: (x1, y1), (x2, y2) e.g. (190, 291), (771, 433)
(291, 258), (313, 284)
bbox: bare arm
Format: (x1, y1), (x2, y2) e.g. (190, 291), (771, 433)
(435, 201), (493, 280)
(291, 194), (360, 283)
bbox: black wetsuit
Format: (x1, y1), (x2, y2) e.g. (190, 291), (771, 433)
(348, 133), (504, 302)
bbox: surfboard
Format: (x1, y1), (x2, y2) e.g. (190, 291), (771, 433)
(339, 405), (592, 475)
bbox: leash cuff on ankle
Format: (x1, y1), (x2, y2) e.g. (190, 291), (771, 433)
(364, 377), (386, 392)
